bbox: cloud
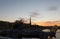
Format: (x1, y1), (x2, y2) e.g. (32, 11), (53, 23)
(44, 21), (60, 25)
(30, 12), (39, 17)
(48, 6), (58, 11)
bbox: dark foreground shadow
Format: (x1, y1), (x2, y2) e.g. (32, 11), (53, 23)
(0, 30), (53, 39)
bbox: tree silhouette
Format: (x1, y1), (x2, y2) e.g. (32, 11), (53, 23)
(13, 19), (25, 29)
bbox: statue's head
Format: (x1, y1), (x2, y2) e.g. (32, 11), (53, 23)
(54, 25), (57, 27)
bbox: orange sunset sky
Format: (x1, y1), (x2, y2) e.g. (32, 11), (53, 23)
(35, 21), (60, 26)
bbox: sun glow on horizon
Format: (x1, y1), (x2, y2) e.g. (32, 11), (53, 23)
(35, 21), (60, 26)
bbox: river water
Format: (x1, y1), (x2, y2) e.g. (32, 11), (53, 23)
(22, 29), (60, 39)
(55, 33), (60, 39)
(22, 33), (60, 39)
